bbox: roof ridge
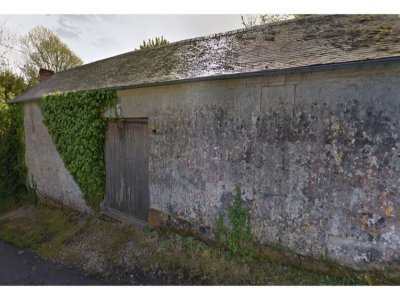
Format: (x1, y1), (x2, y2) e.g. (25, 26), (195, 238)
(12, 14), (400, 103)
(54, 15), (342, 76)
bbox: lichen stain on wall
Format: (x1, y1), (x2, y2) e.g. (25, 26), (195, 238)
(23, 102), (91, 213)
(118, 65), (400, 270)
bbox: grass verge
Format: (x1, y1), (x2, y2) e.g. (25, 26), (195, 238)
(0, 204), (384, 285)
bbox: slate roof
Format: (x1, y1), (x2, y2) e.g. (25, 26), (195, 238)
(12, 14), (400, 103)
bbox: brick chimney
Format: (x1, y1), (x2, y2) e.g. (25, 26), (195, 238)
(39, 68), (54, 82)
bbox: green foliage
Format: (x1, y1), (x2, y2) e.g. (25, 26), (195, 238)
(216, 185), (253, 256)
(138, 36), (169, 50)
(215, 212), (228, 242)
(0, 71), (27, 201)
(0, 204), (365, 285)
(40, 90), (117, 209)
(0, 205), (80, 251)
(20, 26), (83, 82)
(0, 70), (27, 100)
(228, 185), (253, 253)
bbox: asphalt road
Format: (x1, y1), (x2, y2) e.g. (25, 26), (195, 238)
(0, 240), (104, 285)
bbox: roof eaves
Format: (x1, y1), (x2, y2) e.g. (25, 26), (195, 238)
(10, 56), (400, 104)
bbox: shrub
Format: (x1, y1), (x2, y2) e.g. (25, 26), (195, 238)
(0, 87), (26, 200)
(216, 185), (253, 256)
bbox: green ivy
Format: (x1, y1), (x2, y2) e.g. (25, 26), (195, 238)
(40, 90), (117, 209)
(215, 185), (254, 256)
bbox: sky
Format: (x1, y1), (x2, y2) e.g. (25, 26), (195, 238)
(1, 1), (398, 71)
(0, 15), (244, 65)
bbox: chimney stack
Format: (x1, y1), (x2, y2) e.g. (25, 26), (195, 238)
(39, 68), (54, 82)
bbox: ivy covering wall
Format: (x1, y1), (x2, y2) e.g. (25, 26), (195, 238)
(40, 90), (117, 209)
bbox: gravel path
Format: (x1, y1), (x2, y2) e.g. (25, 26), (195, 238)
(0, 240), (105, 285)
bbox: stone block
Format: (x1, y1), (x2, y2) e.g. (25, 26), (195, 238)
(326, 235), (386, 269)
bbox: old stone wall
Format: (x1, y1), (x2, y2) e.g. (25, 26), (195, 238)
(116, 62), (400, 270)
(24, 102), (91, 213)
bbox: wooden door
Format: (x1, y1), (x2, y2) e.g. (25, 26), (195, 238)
(105, 119), (150, 222)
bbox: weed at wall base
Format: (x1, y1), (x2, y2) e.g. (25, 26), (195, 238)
(215, 184), (256, 257)
(27, 174), (38, 205)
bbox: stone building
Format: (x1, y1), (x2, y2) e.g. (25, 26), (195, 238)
(11, 15), (400, 271)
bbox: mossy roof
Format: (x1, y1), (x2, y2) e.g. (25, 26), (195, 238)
(12, 15), (400, 103)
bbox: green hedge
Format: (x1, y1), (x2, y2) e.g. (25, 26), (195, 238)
(0, 95), (26, 199)
(40, 90), (117, 209)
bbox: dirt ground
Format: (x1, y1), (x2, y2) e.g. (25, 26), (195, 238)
(0, 204), (383, 285)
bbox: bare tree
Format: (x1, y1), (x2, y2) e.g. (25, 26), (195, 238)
(0, 25), (16, 71)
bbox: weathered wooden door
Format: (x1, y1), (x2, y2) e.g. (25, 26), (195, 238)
(105, 119), (150, 222)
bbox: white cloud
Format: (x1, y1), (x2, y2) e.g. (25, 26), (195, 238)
(0, 14), (243, 65)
